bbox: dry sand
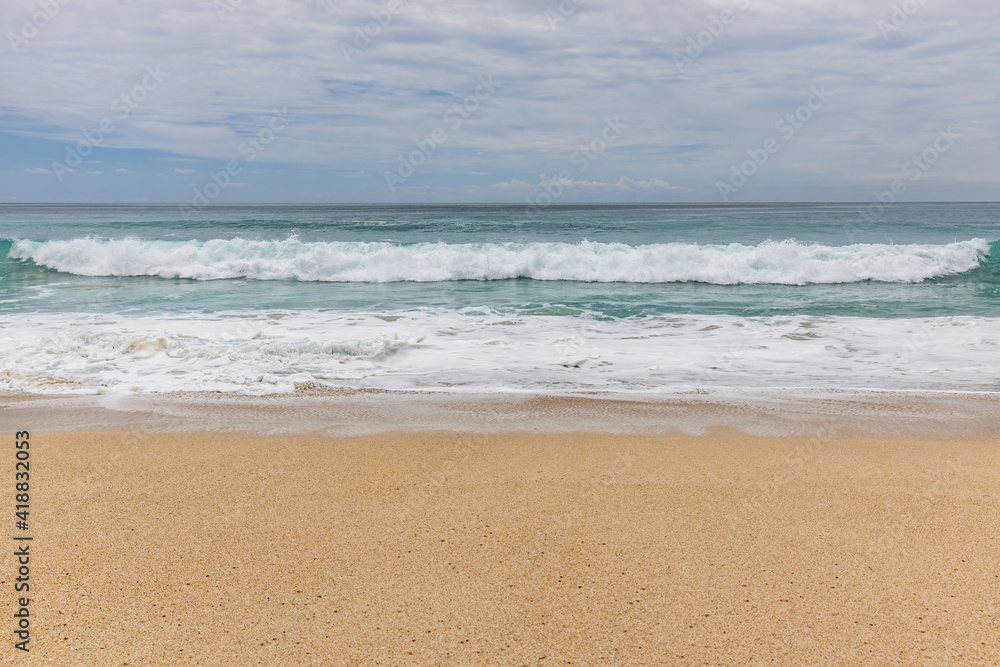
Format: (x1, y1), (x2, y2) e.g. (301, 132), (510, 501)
(8, 429), (1000, 665)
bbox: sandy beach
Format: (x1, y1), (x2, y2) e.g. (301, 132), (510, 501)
(5, 0), (1000, 661)
(12, 426), (999, 665)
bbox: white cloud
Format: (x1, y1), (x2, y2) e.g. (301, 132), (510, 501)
(613, 177), (679, 192)
(175, 168), (196, 174)
(1, 0), (998, 200)
(490, 174), (680, 194)
(24, 168), (53, 175)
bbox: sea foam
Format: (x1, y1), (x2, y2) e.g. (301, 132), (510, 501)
(2, 311), (999, 395)
(8, 237), (991, 285)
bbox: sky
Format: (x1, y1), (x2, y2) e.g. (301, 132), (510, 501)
(1, 0), (998, 204)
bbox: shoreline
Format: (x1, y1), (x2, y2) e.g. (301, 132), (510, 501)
(4, 387), (1000, 439)
(17, 428), (1000, 664)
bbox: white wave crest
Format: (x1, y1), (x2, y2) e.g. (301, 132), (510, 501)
(9, 237), (991, 285)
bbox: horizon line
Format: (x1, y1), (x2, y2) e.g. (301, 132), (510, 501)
(2, 200), (999, 207)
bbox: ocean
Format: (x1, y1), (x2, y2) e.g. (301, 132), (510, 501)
(1, 202), (998, 395)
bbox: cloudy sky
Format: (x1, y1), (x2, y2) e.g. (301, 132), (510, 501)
(1, 0), (997, 203)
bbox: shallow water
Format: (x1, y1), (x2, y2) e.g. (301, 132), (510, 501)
(1, 203), (997, 395)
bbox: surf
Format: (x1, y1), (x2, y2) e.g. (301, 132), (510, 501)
(7, 237), (992, 285)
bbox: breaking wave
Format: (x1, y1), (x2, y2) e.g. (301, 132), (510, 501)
(7, 237), (992, 285)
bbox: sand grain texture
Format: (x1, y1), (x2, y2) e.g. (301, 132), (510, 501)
(6, 430), (1000, 665)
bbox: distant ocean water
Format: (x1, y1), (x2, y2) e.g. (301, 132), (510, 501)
(1, 203), (998, 395)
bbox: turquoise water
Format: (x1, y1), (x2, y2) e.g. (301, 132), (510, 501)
(2, 203), (998, 318)
(1, 203), (998, 395)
